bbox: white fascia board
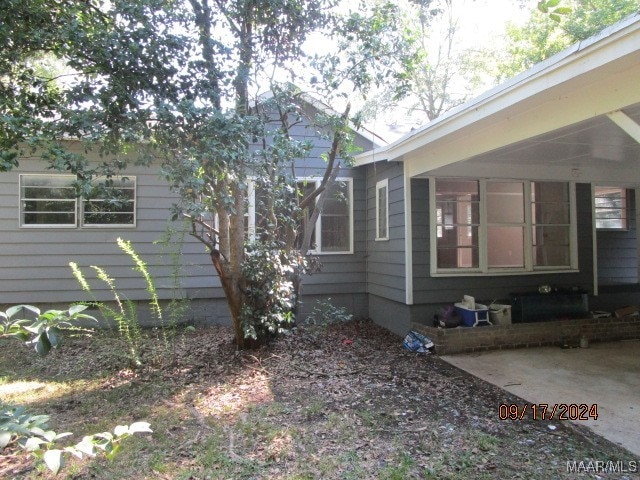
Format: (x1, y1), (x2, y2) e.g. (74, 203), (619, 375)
(355, 13), (640, 169)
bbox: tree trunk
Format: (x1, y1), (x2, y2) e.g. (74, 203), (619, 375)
(210, 250), (245, 348)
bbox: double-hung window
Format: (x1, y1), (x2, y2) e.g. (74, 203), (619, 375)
(430, 177), (576, 275)
(246, 177), (353, 254)
(20, 174), (136, 228)
(299, 178), (353, 254)
(594, 186), (628, 230)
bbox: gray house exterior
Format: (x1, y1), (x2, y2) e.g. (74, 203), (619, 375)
(360, 13), (640, 335)
(2, 14), (640, 336)
(0, 99), (374, 324)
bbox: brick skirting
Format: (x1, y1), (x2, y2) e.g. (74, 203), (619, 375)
(412, 316), (640, 355)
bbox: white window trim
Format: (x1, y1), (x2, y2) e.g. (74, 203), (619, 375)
(19, 173), (137, 229)
(19, 174), (78, 228)
(247, 177), (354, 254)
(375, 178), (389, 241)
(429, 177), (578, 276)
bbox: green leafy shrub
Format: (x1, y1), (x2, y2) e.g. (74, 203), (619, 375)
(240, 240), (308, 342)
(0, 304), (95, 356)
(0, 404), (151, 474)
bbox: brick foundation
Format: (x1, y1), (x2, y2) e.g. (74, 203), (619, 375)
(412, 316), (640, 355)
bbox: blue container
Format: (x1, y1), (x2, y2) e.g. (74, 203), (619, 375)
(454, 303), (490, 327)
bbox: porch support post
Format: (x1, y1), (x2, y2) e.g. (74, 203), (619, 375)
(404, 162), (413, 305)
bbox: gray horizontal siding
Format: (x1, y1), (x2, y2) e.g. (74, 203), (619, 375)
(1, 114), (369, 307)
(597, 189), (637, 285)
(0, 159), (218, 304)
(365, 161), (406, 303)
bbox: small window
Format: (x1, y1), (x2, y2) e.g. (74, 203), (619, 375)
(20, 174), (136, 228)
(595, 187), (628, 230)
(82, 177), (136, 227)
(376, 179), (389, 240)
(20, 174), (77, 227)
(246, 177), (353, 254)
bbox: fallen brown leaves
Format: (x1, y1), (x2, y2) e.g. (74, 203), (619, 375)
(1, 319), (637, 479)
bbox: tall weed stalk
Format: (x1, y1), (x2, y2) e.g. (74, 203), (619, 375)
(154, 223), (192, 354)
(70, 238), (169, 368)
(70, 262), (143, 368)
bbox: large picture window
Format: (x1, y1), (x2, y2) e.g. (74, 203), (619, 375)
(20, 174), (136, 228)
(430, 177), (576, 275)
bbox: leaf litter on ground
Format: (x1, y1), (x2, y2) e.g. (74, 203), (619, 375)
(0, 319), (637, 479)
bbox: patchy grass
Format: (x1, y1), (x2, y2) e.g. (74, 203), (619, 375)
(0, 320), (636, 479)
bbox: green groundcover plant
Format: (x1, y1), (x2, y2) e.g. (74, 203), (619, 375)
(0, 405), (152, 475)
(0, 304), (95, 356)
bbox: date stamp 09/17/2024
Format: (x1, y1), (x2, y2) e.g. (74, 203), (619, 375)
(499, 403), (639, 475)
(498, 403), (599, 421)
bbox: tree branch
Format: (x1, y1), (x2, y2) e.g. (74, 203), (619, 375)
(299, 103), (350, 211)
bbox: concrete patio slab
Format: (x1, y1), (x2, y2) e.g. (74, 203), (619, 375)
(441, 339), (640, 456)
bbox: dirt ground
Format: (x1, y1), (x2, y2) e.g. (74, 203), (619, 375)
(1, 319), (638, 479)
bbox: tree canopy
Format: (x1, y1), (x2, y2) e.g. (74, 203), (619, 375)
(1, 0), (418, 346)
(497, 0), (639, 80)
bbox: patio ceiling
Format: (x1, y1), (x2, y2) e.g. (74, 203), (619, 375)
(442, 102), (640, 185)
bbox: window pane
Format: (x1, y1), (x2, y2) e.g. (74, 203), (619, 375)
(82, 178), (136, 226)
(377, 184), (387, 238)
(437, 246), (479, 269)
(436, 226), (479, 268)
(595, 187), (628, 229)
(534, 245), (570, 266)
(23, 212), (76, 225)
(533, 202), (570, 224)
(321, 215), (349, 251)
(20, 175), (77, 226)
(436, 179), (479, 201)
(487, 226), (524, 268)
(532, 182), (569, 203)
(533, 226), (570, 266)
(486, 182), (524, 223)
(323, 181), (349, 215)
